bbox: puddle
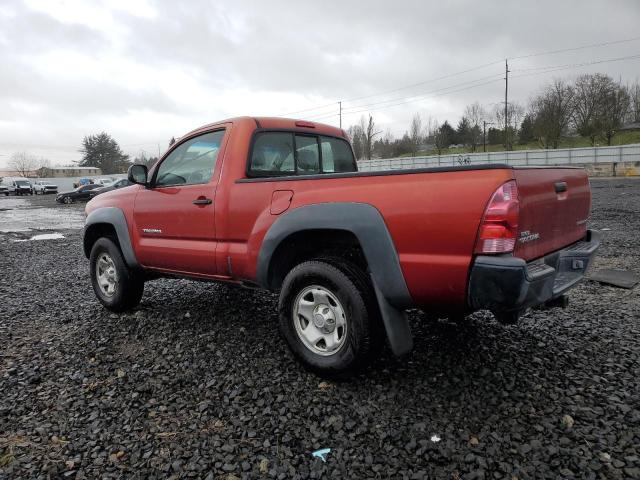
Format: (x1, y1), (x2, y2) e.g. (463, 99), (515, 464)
(0, 197), (84, 233)
(0, 198), (29, 209)
(12, 232), (66, 242)
(30, 233), (66, 240)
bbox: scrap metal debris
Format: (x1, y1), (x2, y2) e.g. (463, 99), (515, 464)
(589, 269), (639, 289)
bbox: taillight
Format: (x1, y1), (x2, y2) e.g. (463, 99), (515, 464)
(475, 180), (519, 254)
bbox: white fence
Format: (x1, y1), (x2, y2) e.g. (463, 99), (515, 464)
(357, 143), (640, 171)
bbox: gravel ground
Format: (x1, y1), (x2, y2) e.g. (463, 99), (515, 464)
(0, 178), (639, 479)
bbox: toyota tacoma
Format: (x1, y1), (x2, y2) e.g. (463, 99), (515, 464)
(83, 117), (600, 375)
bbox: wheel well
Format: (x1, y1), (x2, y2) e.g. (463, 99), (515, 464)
(267, 229), (368, 290)
(83, 223), (119, 258)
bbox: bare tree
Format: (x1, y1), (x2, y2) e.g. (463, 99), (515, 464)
(360, 115), (381, 160)
(629, 81), (640, 123)
(529, 80), (575, 149)
(9, 152), (39, 177)
(347, 124), (365, 160)
(464, 102), (487, 152)
(423, 116), (438, 144)
(493, 102), (524, 150)
(134, 151), (159, 168)
(409, 113), (423, 157)
(373, 129), (395, 159)
(600, 82), (630, 145)
(572, 73), (612, 145)
(39, 157), (51, 169)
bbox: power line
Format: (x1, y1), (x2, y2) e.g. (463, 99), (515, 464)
(303, 73), (504, 120)
(307, 53), (640, 123)
(510, 36), (640, 60)
(280, 101), (340, 116)
(308, 77), (503, 120)
(510, 53), (640, 78)
(333, 73), (504, 114)
(342, 60), (504, 104)
(279, 35), (640, 119)
(279, 60), (503, 117)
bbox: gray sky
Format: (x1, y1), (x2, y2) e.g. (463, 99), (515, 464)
(1, 0), (639, 167)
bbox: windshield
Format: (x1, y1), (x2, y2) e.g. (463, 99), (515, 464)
(16, 180), (30, 186)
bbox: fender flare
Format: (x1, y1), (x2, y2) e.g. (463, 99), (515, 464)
(83, 207), (139, 268)
(256, 202), (414, 356)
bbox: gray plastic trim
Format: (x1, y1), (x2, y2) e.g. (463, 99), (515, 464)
(257, 202), (413, 309)
(84, 207), (139, 268)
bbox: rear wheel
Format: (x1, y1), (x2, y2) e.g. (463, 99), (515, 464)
(90, 237), (144, 312)
(278, 260), (381, 377)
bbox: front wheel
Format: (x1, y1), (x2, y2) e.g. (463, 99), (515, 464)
(278, 260), (381, 377)
(63, 196), (73, 204)
(90, 237), (144, 312)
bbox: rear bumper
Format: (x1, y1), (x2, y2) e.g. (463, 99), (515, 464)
(468, 230), (600, 313)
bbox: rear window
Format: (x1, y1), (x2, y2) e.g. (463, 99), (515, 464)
(249, 132), (355, 176)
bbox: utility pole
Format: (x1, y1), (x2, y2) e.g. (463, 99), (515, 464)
(504, 58), (510, 151)
(339, 101), (342, 129)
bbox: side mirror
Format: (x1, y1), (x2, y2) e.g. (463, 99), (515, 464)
(128, 164), (148, 186)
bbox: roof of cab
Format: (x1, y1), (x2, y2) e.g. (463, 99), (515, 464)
(182, 116), (346, 139)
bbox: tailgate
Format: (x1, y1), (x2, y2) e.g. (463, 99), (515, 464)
(513, 167), (591, 261)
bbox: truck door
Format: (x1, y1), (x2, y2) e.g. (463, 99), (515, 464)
(132, 129), (227, 276)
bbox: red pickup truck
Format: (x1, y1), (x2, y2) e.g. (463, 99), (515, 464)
(84, 117), (600, 375)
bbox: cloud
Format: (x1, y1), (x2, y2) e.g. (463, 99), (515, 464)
(1, 0), (639, 166)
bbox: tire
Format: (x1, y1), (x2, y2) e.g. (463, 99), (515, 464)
(90, 237), (144, 312)
(64, 196), (73, 204)
(278, 260), (381, 377)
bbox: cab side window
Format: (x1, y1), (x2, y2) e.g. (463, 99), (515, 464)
(155, 130), (225, 187)
(320, 136), (356, 173)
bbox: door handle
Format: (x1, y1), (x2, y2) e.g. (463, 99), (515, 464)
(193, 197), (212, 205)
(554, 181), (567, 193)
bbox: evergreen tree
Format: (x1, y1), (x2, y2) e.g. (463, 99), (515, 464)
(456, 117), (471, 147)
(79, 132), (130, 174)
(519, 115), (535, 144)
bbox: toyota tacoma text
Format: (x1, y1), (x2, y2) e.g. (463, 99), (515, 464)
(83, 117), (600, 376)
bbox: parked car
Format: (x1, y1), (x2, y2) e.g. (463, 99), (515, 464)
(83, 116), (600, 376)
(88, 178), (132, 198)
(0, 184), (8, 196)
(33, 180), (59, 195)
(4, 178), (34, 195)
(96, 178), (115, 186)
(73, 177), (94, 188)
(57, 184), (101, 204)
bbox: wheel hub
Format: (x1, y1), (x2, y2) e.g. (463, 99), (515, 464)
(312, 304), (336, 333)
(293, 285), (347, 356)
(96, 253), (118, 297)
